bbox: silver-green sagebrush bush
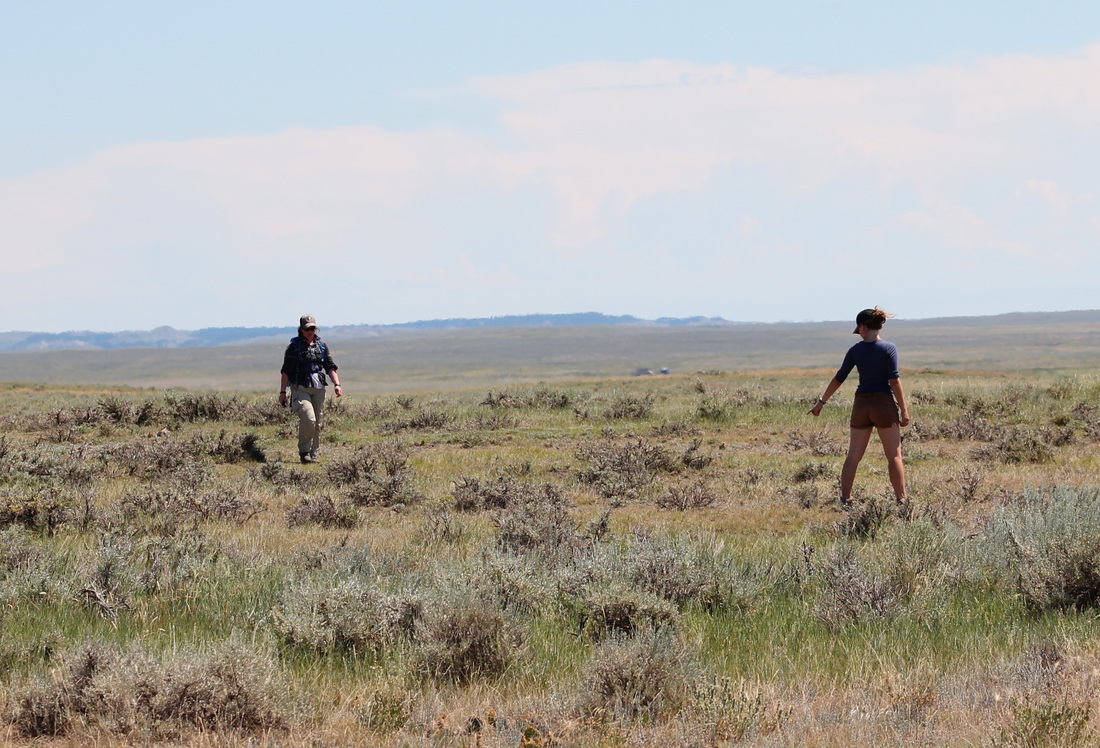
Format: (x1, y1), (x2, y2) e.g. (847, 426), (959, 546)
(568, 582), (679, 640)
(7, 639), (285, 739)
(452, 473), (531, 511)
(656, 479), (717, 510)
(983, 486), (1100, 611)
(460, 550), (556, 614)
(576, 435), (677, 500)
(599, 392), (656, 420)
(619, 531), (754, 611)
(686, 677), (790, 743)
(579, 625), (692, 723)
(491, 481), (578, 557)
(409, 595), (522, 685)
(811, 546), (900, 629)
(0, 526), (72, 609)
(285, 494), (359, 529)
(270, 576), (420, 656)
(326, 442), (418, 507)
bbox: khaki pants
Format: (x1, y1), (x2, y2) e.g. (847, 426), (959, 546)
(290, 385), (326, 457)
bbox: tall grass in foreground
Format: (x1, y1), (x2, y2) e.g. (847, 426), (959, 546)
(3, 373), (1100, 744)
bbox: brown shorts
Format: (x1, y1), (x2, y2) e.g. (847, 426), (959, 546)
(850, 392), (900, 429)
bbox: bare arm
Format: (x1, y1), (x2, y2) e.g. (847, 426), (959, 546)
(808, 377), (844, 417)
(889, 378), (909, 427)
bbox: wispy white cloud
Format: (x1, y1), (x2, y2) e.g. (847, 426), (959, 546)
(3, 44), (1099, 329)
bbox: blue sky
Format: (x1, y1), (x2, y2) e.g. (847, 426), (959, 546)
(3, 1), (1099, 332)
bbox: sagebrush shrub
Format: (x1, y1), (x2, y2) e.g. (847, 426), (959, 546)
(831, 496), (894, 540)
(135, 530), (216, 596)
(812, 546), (899, 629)
(8, 640), (284, 738)
(418, 509), (466, 544)
(786, 429), (843, 456)
(944, 465), (988, 503)
(578, 625), (690, 722)
(480, 390), (528, 409)
(118, 482), (256, 527)
(355, 681), (414, 733)
(650, 421), (702, 438)
(460, 550), (553, 614)
(526, 386), (580, 409)
(791, 461), (832, 484)
(601, 392), (655, 420)
(380, 408), (452, 433)
(203, 430), (267, 463)
(623, 532), (735, 609)
(104, 437), (210, 481)
(0, 486), (71, 533)
(285, 495), (358, 529)
(983, 486), (1100, 610)
(96, 395), (159, 426)
(254, 460), (318, 490)
(271, 577), (419, 656)
(0, 526), (71, 609)
(696, 393), (735, 421)
(995, 693), (1092, 748)
(871, 512), (968, 597)
(452, 474), (522, 511)
(0, 526), (45, 573)
(656, 480), (717, 511)
(410, 599), (519, 684)
(492, 482), (577, 557)
(483, 386), (582, 411)
(160, 391), (243, 422)
(570, 583), (679, 639)
(5, 444), (99, 487)
(679, 438), (714, 469)
(468, 410), (520, 430)
(577, 437), (676, 500)
(326, 442), (416, 507)
(687, 677), (789, 742)
(970, 426), (1054, 463)
(239, 397), (291, 426)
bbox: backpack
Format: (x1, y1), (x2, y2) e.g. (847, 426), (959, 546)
(289, 336), (329, 385)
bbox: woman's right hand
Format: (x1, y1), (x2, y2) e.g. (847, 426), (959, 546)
(808, 401), (823, 417)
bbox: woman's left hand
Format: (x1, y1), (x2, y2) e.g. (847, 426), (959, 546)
(333, 384), (343, 397)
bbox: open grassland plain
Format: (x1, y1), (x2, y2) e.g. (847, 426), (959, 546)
(6, 315), (1100, 392)
(4, 366), (1100, 746)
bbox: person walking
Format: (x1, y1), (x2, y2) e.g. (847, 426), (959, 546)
(808, 307), (909, 509)
(279, 314), (342, 463)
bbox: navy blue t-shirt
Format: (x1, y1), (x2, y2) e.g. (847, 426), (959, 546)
(835, 340), (899, 395)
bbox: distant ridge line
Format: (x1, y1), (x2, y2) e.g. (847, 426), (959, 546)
(1, 310), (1098, 352)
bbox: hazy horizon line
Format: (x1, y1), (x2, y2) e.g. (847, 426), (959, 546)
(4, 307), (1100, 338)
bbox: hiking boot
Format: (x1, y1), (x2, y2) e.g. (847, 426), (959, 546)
(300, 454), (313, 464)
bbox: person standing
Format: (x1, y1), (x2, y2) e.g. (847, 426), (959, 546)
(808, 307), (909, 509)
(279, 314), (342, 463)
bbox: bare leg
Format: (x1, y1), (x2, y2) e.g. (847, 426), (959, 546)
(841, 427), (874, 503)
(877, 424), (907, 503)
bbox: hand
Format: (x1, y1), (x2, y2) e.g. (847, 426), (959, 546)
(333, 384), (343, 398)
(899, 412), (910, 427)
(808, 401), (823, 417)
(278, 391), (287, 407)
